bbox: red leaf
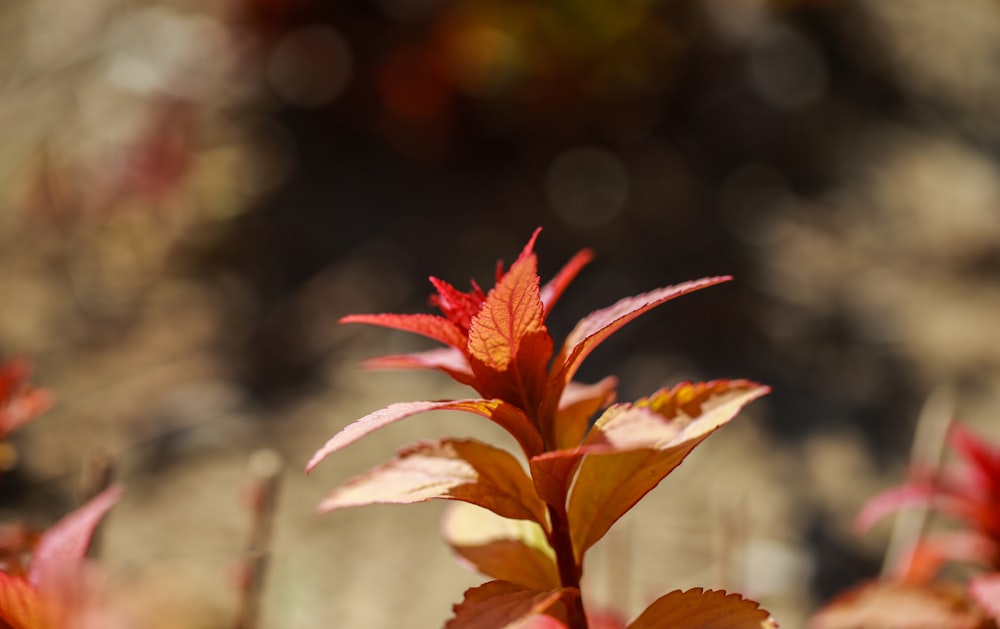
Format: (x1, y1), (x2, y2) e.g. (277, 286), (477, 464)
(29, 485), (122, 592)
(318, 438), (549, 526)
(340, 313), (467, 350)
(0, 360), (52, 438)
(361, 347), (477, 387)
(810, 581), (984, 629)
(540, 248), (594, 315)
(429, 276), (487, 333)
(969, 572), (1000, 623)
(0, 572), (45, 629)
(551, 277), (732, 391)
(442, 503), (559, 591)
(445, 580), (577, 629)
(553, 377), (618, 450)
(467, 247), (553, 413)
(853, 483), (941, 534)
(306, 398), (544, 473)
(628, 588), (775, 629)
(567, 380), (769, 558)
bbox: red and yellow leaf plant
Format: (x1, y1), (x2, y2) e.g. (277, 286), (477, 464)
(309, 229), (776, 628)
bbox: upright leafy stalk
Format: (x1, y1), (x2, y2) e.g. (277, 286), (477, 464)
(309, 229), (777, 628)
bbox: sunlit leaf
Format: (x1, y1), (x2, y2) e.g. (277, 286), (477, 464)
(318, 439), (548, 526)
(442, 503), (558, 591)
(540, 248), (594, 315)
(362, 347), (477, 386)
(969, 572), (1000, 623)
(551, 277), (731, 390)
(445, 580), (577, 629)
(567, 380), (769, 558)
(340, 312), (467, 350)
(30, 485), (123, 592)
(467, 248), (553, 412)
(628, 588), (775, 629)
(809, 581), (983, 629)
(306, 398), (544, 473)
(554, 377), (617, 450)
(0, 572), (45, 629)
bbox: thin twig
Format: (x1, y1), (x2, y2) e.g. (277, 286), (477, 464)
(881, 385), (953, 578)
(233, 448), (283, 629)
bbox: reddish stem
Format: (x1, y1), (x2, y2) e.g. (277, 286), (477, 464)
(548, 504), (589, 629)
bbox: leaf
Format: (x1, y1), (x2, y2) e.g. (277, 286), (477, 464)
(0, 359), (51, 438)
(510, 615), (568, 629)
(809, 581), (984, 629)
(969, 572), (1000, 623)
(553, 377), (618, 450)
(628, 588), (775, 629)
(340, 313), (467, 350)
(551, 277), (732, 390)
(0, 572), (45, 629)
(29, 485), (123, 592)
(567, 380), (769, 558)
(318, 438), (549, 526)
(853, 483), (942, 534)
(441, 503), (558, 591)
(540, 248), (594, 315)
(306, 398), (545, 473)
(361, 347), (477, 387)
(429, 276), (487, 333)
(445, 581), (577, 629)
(467, 248), (553, 413)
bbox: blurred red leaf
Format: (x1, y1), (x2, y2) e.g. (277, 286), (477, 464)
(628, 588), (775, 629)
(0, 572), (44, 629)
(317, 438), (548, 526)
(810, 581), (985, 629)
(0, 360), (51, 439)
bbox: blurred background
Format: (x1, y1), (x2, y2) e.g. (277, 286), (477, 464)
(2, 0), (1000, 626)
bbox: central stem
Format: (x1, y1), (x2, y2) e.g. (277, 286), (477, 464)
(547, 504), (589, 629)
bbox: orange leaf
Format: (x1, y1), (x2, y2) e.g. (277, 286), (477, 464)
(442, 503), (559, 591)
(553, 377), (617, 450)
(810, 581), (983, 629)
(551, 277), (732, 391)
(306, 398), (544, 473)
(318, 438), (548, 526)
(467, 248), (553, 413)
(445, 580), (578, 629)
(30, 485), (122, 592)
(340, 313), (467, 350)
(0, 572), (45, 629)
(567, 380), (769, 558)
(627, 588), (776, 629)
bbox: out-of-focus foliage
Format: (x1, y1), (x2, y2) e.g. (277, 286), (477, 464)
(1, 0), (999, 627)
